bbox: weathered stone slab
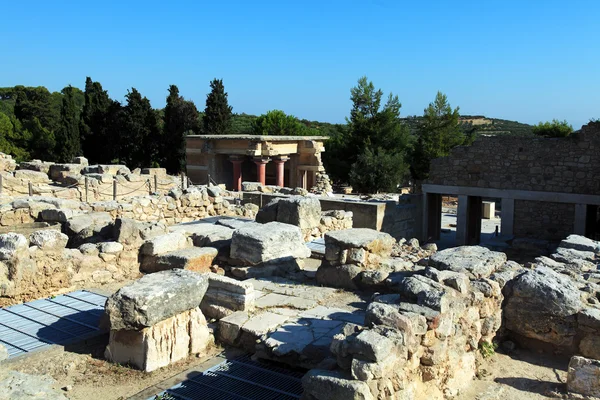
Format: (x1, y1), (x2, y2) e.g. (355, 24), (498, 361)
(241, 311), (289, 337)
(105, 269), (209, 330)
(140, 232), (191, 256)
(230, 222), (311, 265)
(264, 318), (342, 356)
(105, 307), (210, 372)
(114, 218), (168, 245)
(325, 229), (394, 254)
(560, 235), (600, 254)
(567, 356), (600, 397)
(428, 246), (506, 278)
(98, 241), (124, 254)
(144, 247), (217, 273)
(254, 292), (318, 310)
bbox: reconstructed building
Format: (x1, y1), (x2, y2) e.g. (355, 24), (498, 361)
(423, 122), (600, 244)
(185, 135), (328, 191)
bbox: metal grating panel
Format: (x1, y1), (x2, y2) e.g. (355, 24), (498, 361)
(0, 290), (107, 359)
(151, 355), (304, 400)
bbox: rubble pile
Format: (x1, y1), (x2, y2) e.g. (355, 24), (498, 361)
(310, 172), (333, 195)
(304, 245), (506, 399)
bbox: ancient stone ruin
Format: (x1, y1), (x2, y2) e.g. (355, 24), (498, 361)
(1, 140), (600, 400)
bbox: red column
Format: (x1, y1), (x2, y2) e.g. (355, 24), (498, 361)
(273, 157), (289, 187)
(229, 156), (243, 191)
(254, 158), (270, 185)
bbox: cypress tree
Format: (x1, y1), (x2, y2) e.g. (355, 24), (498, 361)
(163, 85), (199, 173)
(203, 79), (232, 135)
(55, 86), (81, 163)
(80, 77), (113, 163)
(120, 88), (161, 168)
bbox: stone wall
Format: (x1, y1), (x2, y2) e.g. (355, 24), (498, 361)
(428, 122), (600, 195)
(0, 187), (257, 228)
(514, 200), (574, 241)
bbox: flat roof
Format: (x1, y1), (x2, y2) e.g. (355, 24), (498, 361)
(186, 135), (329, 141)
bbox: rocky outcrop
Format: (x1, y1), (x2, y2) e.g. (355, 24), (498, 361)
(567, 356), (600, 397)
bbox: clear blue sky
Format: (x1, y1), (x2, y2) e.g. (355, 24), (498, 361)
(2, 0), (598, 128)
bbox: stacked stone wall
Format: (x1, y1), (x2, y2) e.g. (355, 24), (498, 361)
(428, 122), (600, 195)
(514, 200), (574, 241)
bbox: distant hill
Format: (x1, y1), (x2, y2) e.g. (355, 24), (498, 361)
(227, 113), (533, 138)
(401, 115), (534, 138)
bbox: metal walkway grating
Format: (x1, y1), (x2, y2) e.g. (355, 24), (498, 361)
(0, 290), (107, 359)
(152, 354), (305, 400)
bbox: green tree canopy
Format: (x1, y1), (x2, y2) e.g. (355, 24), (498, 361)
(203, 79), (232, 135)
(324, 76), (412, 192)
(162, 84), (200, 173)
(532, 119), (573, 138)
(411, 91), (464, 182)
(251, 110), (314, 136)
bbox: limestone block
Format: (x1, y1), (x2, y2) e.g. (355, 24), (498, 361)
(276, 196), (322, 229)
(230, 221), (311, 265)
(28, 229), (68, 251)
(241, 182), (261, 192)
(64, 212), (113, 245)
(105, 307), (211, 372)
(13, 169), (50, 183)
(218, 311), (249, 345)
(48, 163), (84, 181)
(348, 330), (395, 362)
(99, 241), (124, 254)
(428, 246), (506, 279)
(114, 218), (168, 245)
(567, 356), (600, 397)
(105, 269), (209, 331)
(140, 232), (191, 256)
(18, 159), (54, 174)
(301, 369), (374, 400)
(504, 266), (583, 348)
(143, 247), (218, 273)
(0, 232), (28, 260)
(325, 229), (394, 257)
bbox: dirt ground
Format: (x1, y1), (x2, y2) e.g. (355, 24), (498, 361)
(458, 347), (572, 400)
(0, 339), (224, 400)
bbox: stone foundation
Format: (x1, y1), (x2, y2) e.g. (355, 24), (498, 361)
(105, 308), (211, 372)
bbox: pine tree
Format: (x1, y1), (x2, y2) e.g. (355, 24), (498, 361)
(55, 86), (81, 163)
(203, 79), (232, 135)
(162, 85), (200, 173)
(80, 77), (113, 163)
(331, 76), (412, 192)
(411, 91), (464, 182)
